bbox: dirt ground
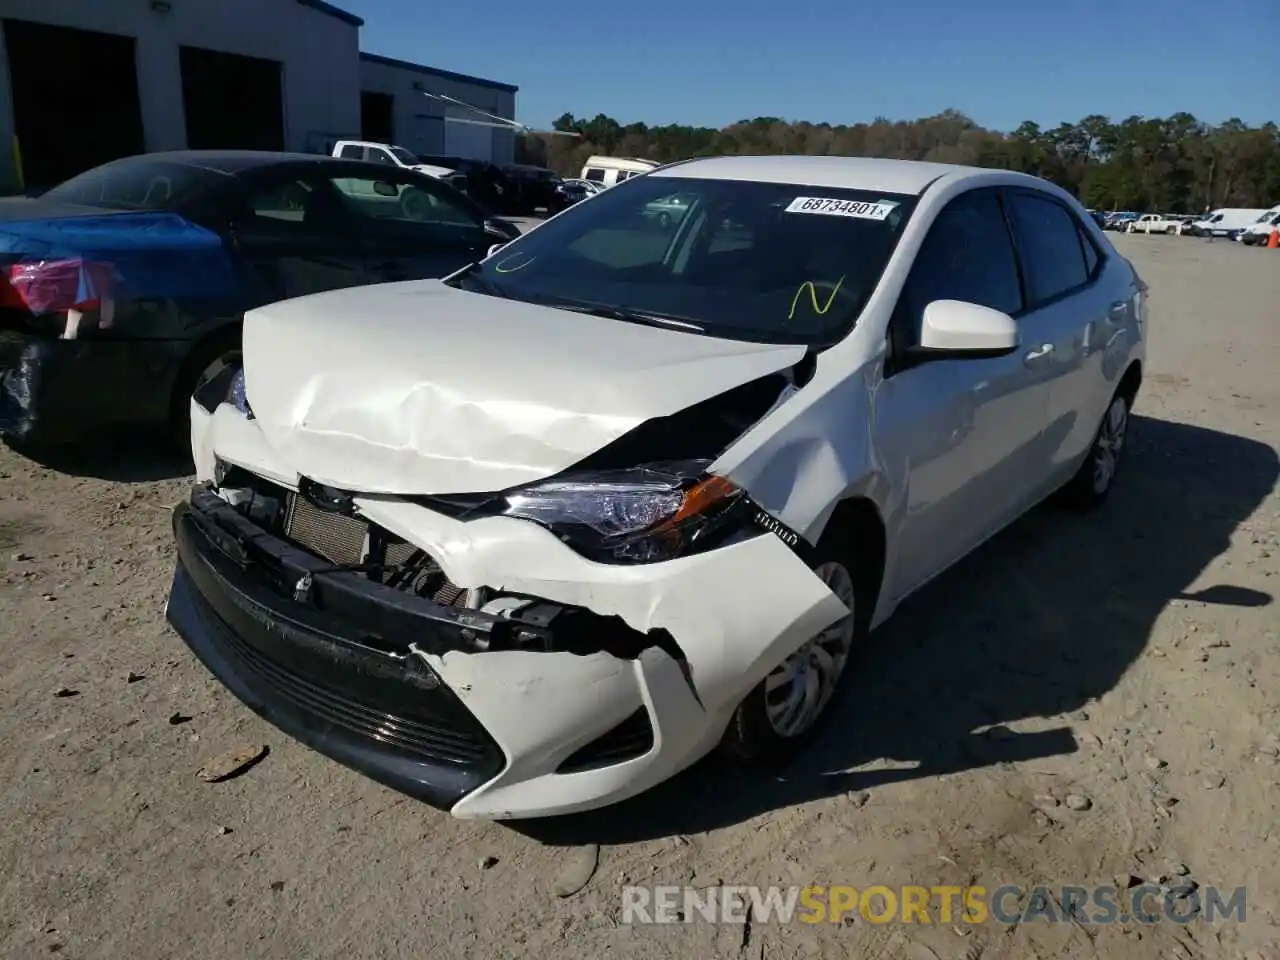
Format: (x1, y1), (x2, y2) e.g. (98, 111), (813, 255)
(1, 234), (1278, 960)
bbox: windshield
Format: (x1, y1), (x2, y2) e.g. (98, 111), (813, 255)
(450, 175), (917, 345)
(390, 146), (419, 164)
(42, 158), (226, 211)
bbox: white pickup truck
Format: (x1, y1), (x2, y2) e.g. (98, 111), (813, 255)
(331, 140), (459, 181)
(1126, 213), (1182, 234)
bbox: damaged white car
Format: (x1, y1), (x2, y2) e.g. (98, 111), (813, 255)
(166, 156), (1147, 820)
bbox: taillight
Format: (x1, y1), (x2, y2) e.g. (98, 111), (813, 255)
(0, 259), (115, 314)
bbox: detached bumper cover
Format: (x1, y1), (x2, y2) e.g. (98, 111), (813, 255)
(166, 491), (507, 808)
(0, 330), (185, 444)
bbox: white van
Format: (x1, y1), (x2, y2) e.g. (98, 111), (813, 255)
(1240, 207), (1280, 245)
(579, 155), (660, 188)
(1187, 207), (1269, 238)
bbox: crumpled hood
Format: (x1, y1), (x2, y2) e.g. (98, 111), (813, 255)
(241, 281), (805, 495)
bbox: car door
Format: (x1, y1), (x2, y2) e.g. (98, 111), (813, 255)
(1002, 188), (1110, 492)
(875, 188), (1049, 599)
(226, 167), (371, 305)
(325, 170), (491, 282)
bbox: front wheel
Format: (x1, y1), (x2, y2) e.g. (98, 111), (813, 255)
(1062, 393), (1130, 508)
(721, 557), (867, 765)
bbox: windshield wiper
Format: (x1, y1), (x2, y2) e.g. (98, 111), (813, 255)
(448, 261), (506, 298)
(536, 298), (706, 333)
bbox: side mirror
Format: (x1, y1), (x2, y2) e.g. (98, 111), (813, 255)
(911, 300), (1019, 359)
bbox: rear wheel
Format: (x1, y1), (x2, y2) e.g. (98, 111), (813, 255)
(1062, 392), (1130, 508)
(721, 553), (870, 765)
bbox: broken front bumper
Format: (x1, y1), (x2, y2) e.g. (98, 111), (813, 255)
(178, 401), (851, 819)
(0, 330), (184, 445)
(166, 488), (720, 817)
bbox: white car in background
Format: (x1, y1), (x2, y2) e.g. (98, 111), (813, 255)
(168, 156), (1147, 820)
(332, 140), (458, 180)
(1126, 213), (1181, 234)
(1239, 209), (1280, 245)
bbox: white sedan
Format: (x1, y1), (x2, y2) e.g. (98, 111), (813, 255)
(168, 156), (1147, 819)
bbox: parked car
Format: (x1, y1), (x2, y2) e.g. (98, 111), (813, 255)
(0, 150), (519, 449)
(169, 155), (1146, 820)
(560, 177), (607, 198)
(1104, 212), (1139, 231)
(642, 192), (694, 230)
(1239, 209), (1280, 245)
(553, 179), (594, 208)
(332, 140), (457, 180)
(1125, 213), (1181, 234)
(417, 155), (514, 213)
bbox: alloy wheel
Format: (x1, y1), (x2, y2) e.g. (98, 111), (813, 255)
(1092, 397), (1128, 494)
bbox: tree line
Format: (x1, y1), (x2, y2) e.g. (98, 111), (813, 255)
(517, 110), (1280, 213)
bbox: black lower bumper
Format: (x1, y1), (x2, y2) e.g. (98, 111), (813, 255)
(166, 490), (507, 809)
(0, 330), (185, 445)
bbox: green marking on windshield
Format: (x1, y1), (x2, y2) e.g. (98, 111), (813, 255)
(788, 276), (845, 321)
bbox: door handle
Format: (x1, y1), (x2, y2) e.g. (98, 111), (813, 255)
(1023, 343), (1055, 363)
(1106, 301), (1127, 323)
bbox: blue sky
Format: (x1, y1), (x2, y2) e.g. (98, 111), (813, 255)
(340, 0), (1277, 132)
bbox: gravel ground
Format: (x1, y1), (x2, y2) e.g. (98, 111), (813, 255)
(1, 234), (1278, 960)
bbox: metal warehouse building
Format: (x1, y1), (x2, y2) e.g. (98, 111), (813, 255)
(0, 0), (517, 191)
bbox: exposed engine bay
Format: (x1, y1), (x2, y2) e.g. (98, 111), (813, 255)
(207, 464), (683, 662)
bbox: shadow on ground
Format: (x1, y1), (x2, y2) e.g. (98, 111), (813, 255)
(514, 415), (1278, 845)
(5, 431), (194, 483)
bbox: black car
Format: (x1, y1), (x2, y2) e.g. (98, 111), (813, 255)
(0, 150), (519, 449)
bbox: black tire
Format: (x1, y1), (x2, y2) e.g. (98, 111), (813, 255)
(1061, 391), (1130, 509)
(166, 328), (241, 451)
(720, 544), (874, 766)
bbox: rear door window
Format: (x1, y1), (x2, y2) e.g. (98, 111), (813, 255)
(338, 144), (363, 159)
(1005, 192), (1090, 305)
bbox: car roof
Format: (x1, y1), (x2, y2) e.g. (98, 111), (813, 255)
(101, 150), (343, 175)
(652, 155), (1027, 195)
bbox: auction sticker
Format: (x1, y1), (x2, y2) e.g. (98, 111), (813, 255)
(785, 197), (897, 220)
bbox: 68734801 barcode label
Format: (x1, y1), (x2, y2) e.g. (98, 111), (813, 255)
(783, 197), (897, 220)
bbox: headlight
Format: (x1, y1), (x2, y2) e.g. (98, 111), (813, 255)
(500, 460), (750, 563)
(226, 367), (252, 417)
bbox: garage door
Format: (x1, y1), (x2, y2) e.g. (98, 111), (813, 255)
(3, 19), (145, 187)
(444, 116), (495, 162)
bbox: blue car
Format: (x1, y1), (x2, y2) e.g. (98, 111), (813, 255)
(0, 151), (519, 449)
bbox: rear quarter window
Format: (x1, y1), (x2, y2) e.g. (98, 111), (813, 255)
(41, 159), (224, 212)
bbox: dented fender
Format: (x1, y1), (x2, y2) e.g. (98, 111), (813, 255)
(353, 497), (850, 716)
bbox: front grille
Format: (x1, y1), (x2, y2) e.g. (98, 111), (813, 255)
(557, 707), (654, 772)
(279, 482), (468, 604)
(284, 493), (368, 565)
(182, 563), (503, 770)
